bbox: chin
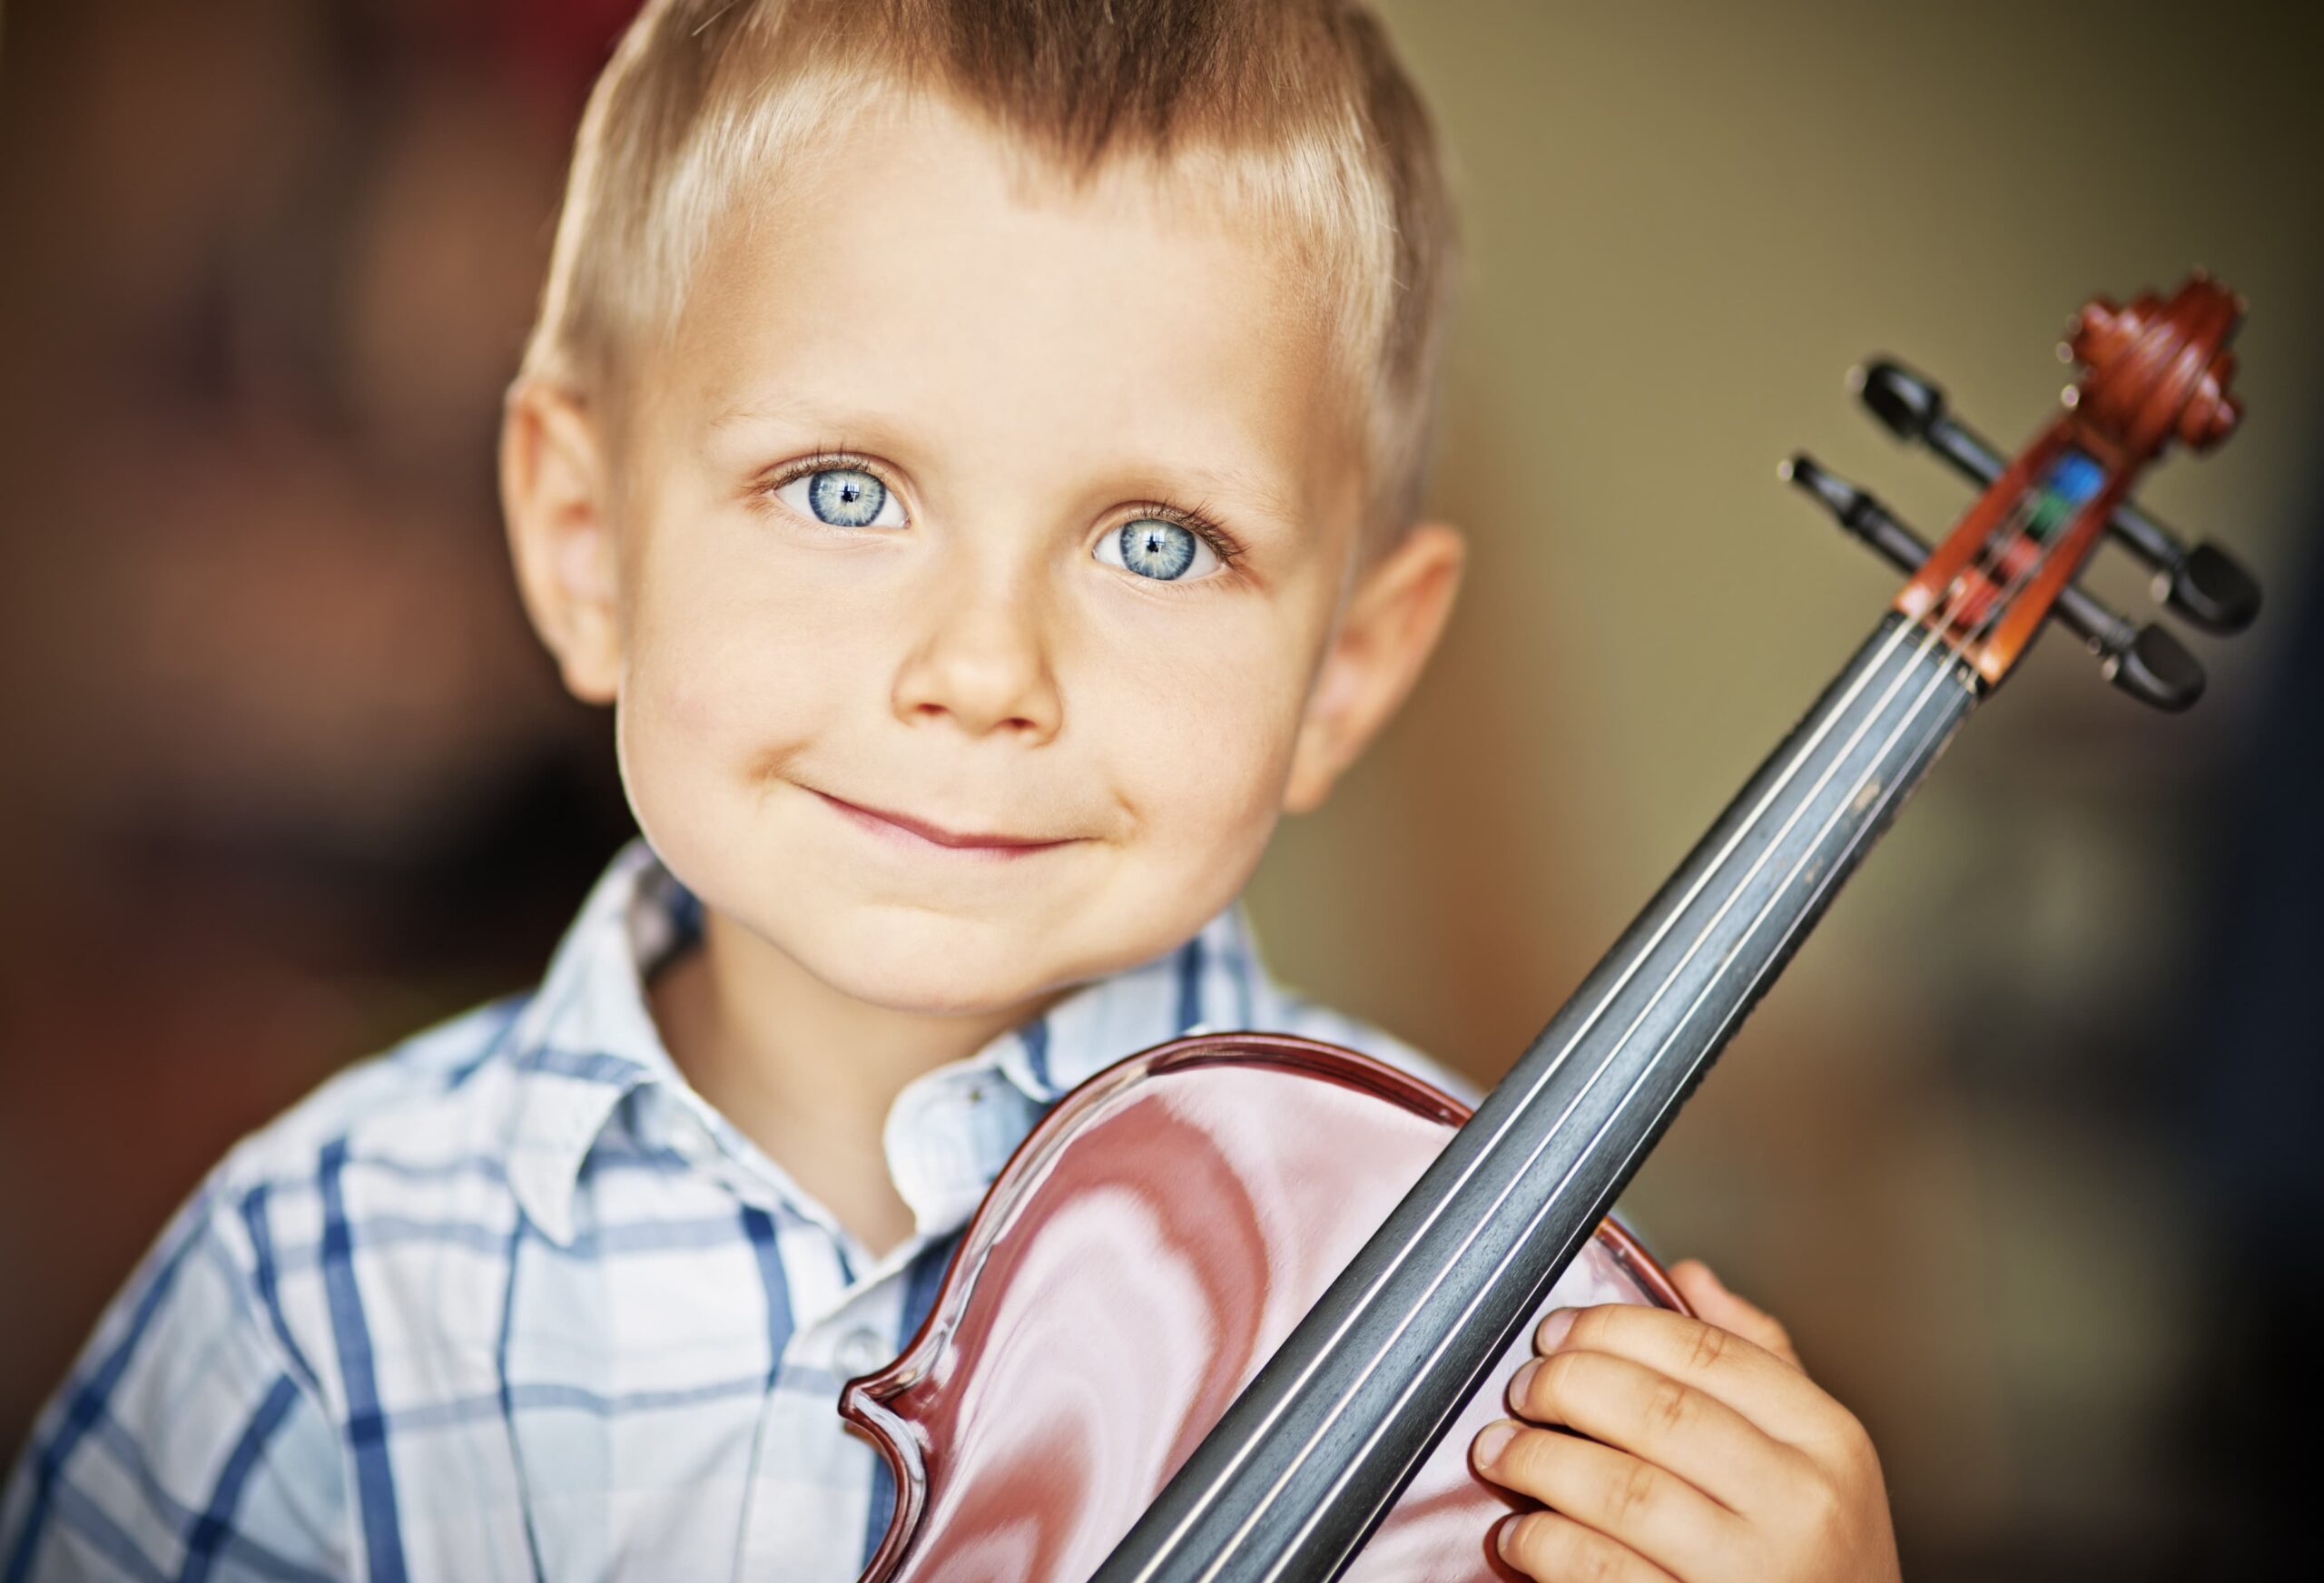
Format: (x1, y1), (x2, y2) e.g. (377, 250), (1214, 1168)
(790, 905), (1101, 1018)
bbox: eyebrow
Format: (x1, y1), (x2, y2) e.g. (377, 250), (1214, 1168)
(707, 394), (853, 436)
(1157, 460), (1305, 533)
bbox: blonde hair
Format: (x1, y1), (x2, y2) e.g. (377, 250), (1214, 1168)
(521, 0), (1462, 540)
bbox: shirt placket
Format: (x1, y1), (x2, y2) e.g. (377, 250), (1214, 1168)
(665, 1088), (899, 1583)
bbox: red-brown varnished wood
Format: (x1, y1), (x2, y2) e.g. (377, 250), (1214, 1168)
(1894, 274), (2243, 687)
(1974, 280), (2241, 681)
(842, 1034), (1687, 1582)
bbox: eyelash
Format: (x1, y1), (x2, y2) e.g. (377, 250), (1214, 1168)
(758, 448), (1248, 571)
(758, 448), (903, 531)
(1115, 500), (1247, 574)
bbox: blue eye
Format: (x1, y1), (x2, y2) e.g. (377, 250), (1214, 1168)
(774, 466), (906, 529)
(1097, 517), (1220, 582)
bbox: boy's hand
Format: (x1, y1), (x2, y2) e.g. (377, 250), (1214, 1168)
(1471, 1259), (1901, 1582)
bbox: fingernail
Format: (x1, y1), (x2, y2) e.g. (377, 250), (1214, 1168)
(1534, 1307), (1576, 1352)
(1505, 1359), (1540, 1411)
(1472, 1419), (1520, 1469)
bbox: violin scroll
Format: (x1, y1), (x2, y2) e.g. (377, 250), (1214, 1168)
(2068, 281), (2242, 457)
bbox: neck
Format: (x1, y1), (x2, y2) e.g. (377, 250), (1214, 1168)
(648, 906), (1068, 1256)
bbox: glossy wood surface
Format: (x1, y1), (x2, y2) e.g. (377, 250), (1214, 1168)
(1893, 274), (2243, 685)
(1974, 280), (2240, 679)
(843, 1035), (1685, 1582)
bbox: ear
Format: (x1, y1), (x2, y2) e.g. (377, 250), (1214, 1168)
(499, 378), (625, 703)
(1282, 520), (1466, 814)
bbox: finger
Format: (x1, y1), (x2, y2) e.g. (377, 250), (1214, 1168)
(1472, 1421), (1737, 1579)
(1494, 1510), (1679, 1583)
(1535, 1303), (1849, 1453)
(1507, 1348), (1808, 1516)
(1667, 1260), (1802, 1368)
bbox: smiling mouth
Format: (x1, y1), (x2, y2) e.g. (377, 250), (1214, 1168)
(809, 788), (1077, 856)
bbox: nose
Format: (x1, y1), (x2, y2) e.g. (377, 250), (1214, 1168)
(891, 571), (1062, 743)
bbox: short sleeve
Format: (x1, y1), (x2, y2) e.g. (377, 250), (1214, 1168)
(1, 1185), (350, 1582)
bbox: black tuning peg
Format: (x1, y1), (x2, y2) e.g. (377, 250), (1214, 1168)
(1850, 358), (2260, 634)
(1777, 453), (1929, 574)
(2171, 542), (2262, 632)
(2101, 624), (2207, 713)
(1779, 453), (2205, 712)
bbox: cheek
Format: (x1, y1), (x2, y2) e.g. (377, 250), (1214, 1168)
(1086, 600), (1317, 860)
(611, 517), (881, 838)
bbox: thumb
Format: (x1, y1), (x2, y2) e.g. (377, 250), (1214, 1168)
(1668, 1258), (1804, 1371)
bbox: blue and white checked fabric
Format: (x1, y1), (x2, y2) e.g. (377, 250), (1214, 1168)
(3, 839), (1474, 1582)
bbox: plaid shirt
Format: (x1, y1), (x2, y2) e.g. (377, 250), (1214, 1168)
(3, 840), (1472, 1582)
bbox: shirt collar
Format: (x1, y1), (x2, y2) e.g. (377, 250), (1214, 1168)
(990, 899), (1265, 1103)
(498, 840), (700, 1244)
(498, 838), (1278, 1246)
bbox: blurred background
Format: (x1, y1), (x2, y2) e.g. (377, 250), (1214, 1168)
(2, 1), (2318, 1576)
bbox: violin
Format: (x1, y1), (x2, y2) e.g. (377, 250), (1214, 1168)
(842, 275), (2260, 1581)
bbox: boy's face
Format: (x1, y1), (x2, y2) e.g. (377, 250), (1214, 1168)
(507, 89), (1462, 1018)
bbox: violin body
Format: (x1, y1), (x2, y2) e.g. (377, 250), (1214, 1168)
(843, 1034), (1686, 1581)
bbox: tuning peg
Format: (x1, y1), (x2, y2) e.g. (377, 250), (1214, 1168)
(1779, 453), (2205, 711)
(2166, 541), (2261, 632)
(2099, 624), (2206, 713)
(1849, 358), (2260, 634)
(1777, 454), (1929, 574)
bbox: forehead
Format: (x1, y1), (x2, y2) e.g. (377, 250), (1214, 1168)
(650, 88), (1363, 533)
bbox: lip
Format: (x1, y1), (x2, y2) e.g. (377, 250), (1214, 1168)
(809, 788), (1077, 856)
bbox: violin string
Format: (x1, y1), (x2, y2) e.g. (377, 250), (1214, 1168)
(1118, 602), (1942, 1583)
(1251, 494), (2059, 1576)
(1160, 486), (2044, 1582)
(1241, 501), (2054, 1579)
(1216, 582), (1994, 1583)
(1148, 517), (2024, 1582)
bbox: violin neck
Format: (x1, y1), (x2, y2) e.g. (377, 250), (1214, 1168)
(1096, 610), (1984, 1583)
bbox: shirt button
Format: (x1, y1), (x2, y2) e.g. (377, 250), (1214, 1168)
(834, 1325), (893, 1380)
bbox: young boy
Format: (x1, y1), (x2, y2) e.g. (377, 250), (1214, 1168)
(3, 2), (1901, 1578)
